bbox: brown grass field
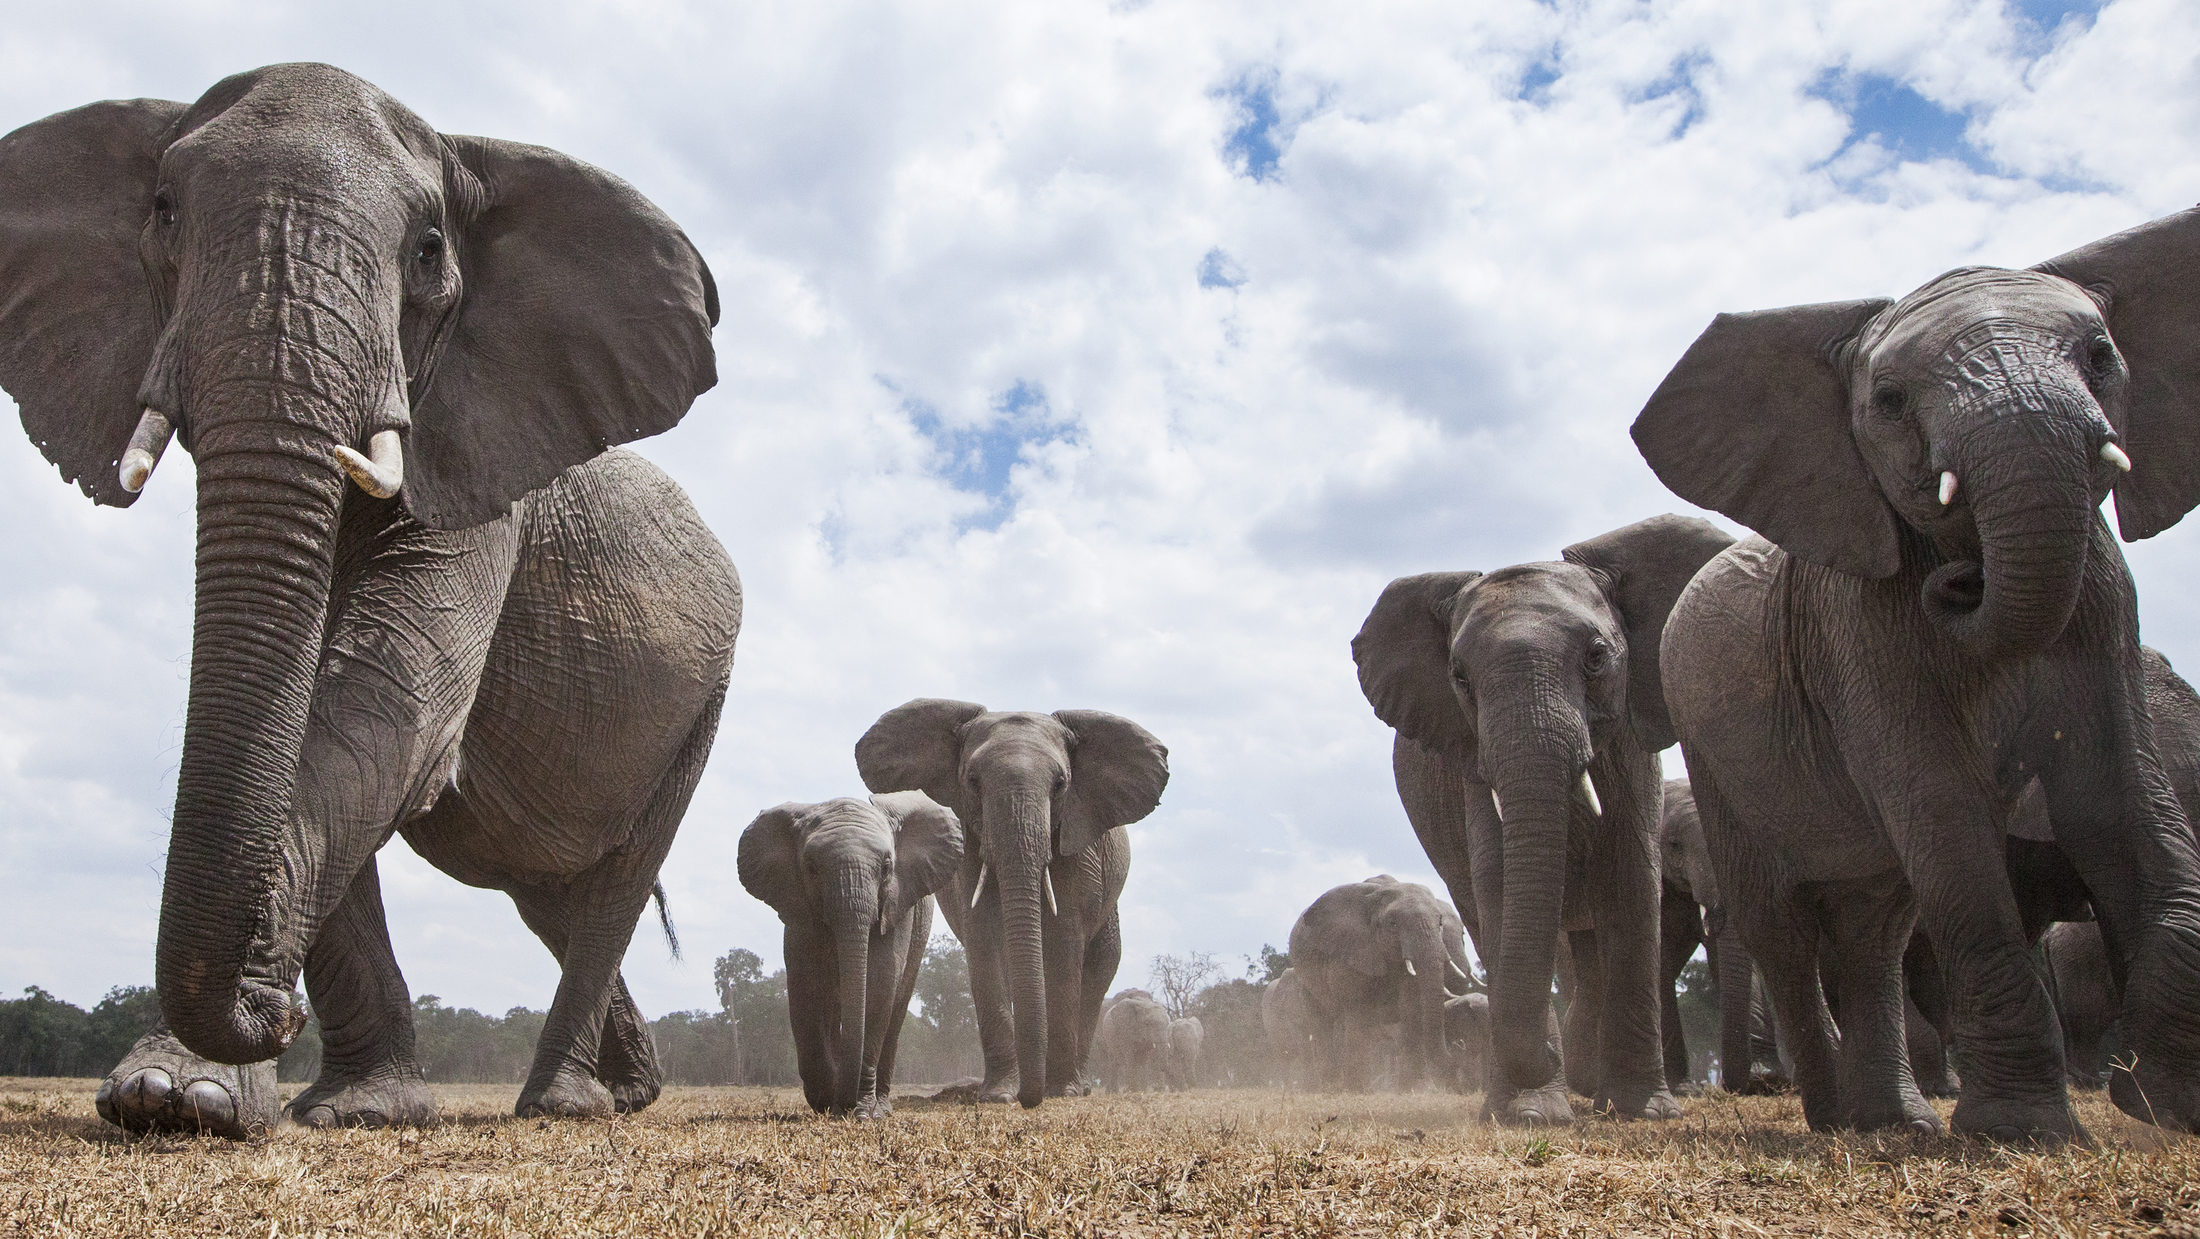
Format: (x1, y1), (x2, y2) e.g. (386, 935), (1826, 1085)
(0, 1078), (2196, 1236)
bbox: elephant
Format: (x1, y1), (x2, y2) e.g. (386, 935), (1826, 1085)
(855, 700), (1169, 1106)
(1636, 207), (2200, 1141)
(0, 64), (736, 1136)
(1094, 989), (1171, 1092)
(1355, 514), (1734, 1123)
(1443, 992), (1489, 1094)
(1286, 875), (1475, 1092)
(1165, 1016), (1204, 1090)
(1261, 968), (1314, 1086)
(2042, 921), (2115, 1089)
(736, 792), (964, 1116)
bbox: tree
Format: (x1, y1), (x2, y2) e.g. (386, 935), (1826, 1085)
(713, 947), (796, 1085)
(892, 933), (983, 1085)
(1251, 945), (1290, 983)
(1148, 951), (1220, 1020)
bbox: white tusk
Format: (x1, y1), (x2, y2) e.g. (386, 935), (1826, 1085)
(1449, 959), (1470, 983)
(2102, 442), (2132, 473)
(118, 408), (174, 493)
(334, 429), (405, 498)
(1043, 868), (1058, 917)
(1938, 471), (1958, 507)
(1577, 770), (1603, 818)
(1403, 958), (1417, 976)
(969, 862), (988, 910)
(1490, 789), (1503, 821)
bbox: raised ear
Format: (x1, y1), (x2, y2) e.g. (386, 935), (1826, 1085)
(855, 699), (986, 815)
(0, 98), (184, 506)
(1562, 514), (1735, 751)
(2034, 205), (2200, 541)
(401, 136), (719, 530)
(1352, 572), (1480, 757)
(1053, 710), (1169, 861)
(873, 791), (964, 921)
(735, 804), (811, 922)
(1631, 298), (1900, 578)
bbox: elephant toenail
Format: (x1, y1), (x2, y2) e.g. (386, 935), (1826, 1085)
(182, 1080), (234, 1130)
(94, 1079), (117, 1124)
(1909, 1119), (1938, 1135)
(1988, 1125), (2023, 1142)
(124, 1068), (173, 1110)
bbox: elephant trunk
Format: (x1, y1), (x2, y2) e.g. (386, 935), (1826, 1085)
(1485, 747), (1579, 1097)
(157, 441), (347, 1063)
(829, 892), (874, 1114)
(1924, 420), (2096, 662)
(989, 787), (1053, 1108)
(1402, 930), (1451, 1088)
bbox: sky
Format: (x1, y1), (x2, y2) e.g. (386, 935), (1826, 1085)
(0, 0), (2195, 1024)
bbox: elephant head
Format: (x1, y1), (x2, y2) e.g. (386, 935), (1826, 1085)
(1351, 515), (1732, 1088)
(1658, 779), (1718, 909)
(1632, 209), (2200, 661)
(855, 700), (1168, 1106)
(737, 792), (962, 1114)
(0, 65), (718, 1063)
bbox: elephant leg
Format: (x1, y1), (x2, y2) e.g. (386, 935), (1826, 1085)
(1076, 908), (1122, 1088)
(1659, 885), (1703, 1094)
(286, 857), (440, 1128)
(96, 1029), (278, 1140)
(1903, 932), (1960, 1098)
(871, 902), (933, 1114)
(1041, 890), (1088, 1097)
(1818, 877), (1938, 1133)
(1587, 748), (1679, 1119)
(1562, 929), (1603, 1098)
(505, 886), (663, 1114)
(956, 893), (1020, 1103)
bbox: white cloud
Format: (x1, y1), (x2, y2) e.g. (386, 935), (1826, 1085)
(0, 0), (2190, 1032)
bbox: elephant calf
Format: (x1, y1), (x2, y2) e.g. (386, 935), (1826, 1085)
(738, 793), (963, 1117)
(1261, 968), (1314, 1087)
(1095, 990), (1172, 1091)
(1288, 876), (1475, 1092)
(1166, 1016), (1205, 1090)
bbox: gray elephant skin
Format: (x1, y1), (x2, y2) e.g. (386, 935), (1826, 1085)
(1444, 992), (1490, 1094)
(0, 64), (737, 1135)
(1166, 1016), (1205, 1090)
(1287, 876), (1474, 1092)
(737, 792), (963, 1116)
(1261, 968), (1314, 1086)
(856, 700), (1169, 1106)
(1095, 989), (1172, 1091)
(1638, 207), (2200, 1141)
(1355, 514), (1733, 1124)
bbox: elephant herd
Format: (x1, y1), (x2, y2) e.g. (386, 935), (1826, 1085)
(0, 62), (2195, 1149)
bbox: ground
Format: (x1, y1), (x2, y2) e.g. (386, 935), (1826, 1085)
(0, 1079), (2194, 1236)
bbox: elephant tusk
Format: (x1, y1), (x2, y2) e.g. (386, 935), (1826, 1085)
(1938, 471), (1958, 506)
(1043, 868), (1059, 917)
(1403, 958), (1417, 976)
(2102, 442), (2132, 473)
(1449, 959), (1471, 984)
(1577, 770), (1603, 818)
(1489, 789), (1503, 821)
(118, 408), (173, 493)
(334, 429), (405, 498)
(969, 862), (988, 910)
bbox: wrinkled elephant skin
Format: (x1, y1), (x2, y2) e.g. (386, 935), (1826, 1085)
(1288, 876), (1474, 1093)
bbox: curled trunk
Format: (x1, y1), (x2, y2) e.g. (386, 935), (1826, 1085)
(1926, 431), (2095, 662)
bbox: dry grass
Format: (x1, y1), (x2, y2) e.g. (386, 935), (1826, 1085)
(0, 1079), (2195, 1237)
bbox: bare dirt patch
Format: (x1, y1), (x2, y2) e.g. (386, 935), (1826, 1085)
(0, 1078), (2192, 1236)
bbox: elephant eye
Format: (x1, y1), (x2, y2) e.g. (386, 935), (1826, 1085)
(1869, 380), (1906, 422)
(152, 189), (177, 229)
(2083, 334), (2123, 386)
(414, 228), (444, 266)
(1585, 639), (1616, 675)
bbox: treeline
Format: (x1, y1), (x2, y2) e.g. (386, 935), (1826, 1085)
(0, 938), (1723, 1087)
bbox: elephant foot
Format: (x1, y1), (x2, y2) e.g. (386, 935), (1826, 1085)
(516, 1070), (615, 1119)
(1851, 1094), (1943, 1137)
(1594, 1086), (1683, 1121)
(1730, 1071), (1789, 1096)
(96, 1026), (276, 1140)
(285, 1066), (440, 1130)
(1489, 1083), (1574, 1127)
(856, 1093), (894, 1120)
(1951, 1095), (2085, 1145)
(603, 1066), (662, 1115)
(2110, 1059), (2198, 1135)
(1917, 1071), (1962, 1100)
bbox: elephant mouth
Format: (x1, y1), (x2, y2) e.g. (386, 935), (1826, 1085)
(1923, 560), (1986, 619)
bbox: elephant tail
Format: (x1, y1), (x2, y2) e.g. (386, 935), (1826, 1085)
(653, 882), (682, 961)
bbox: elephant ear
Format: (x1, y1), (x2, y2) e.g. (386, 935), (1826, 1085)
(1631, 298), (1900, 579)
(855, 699), (987, 815)
(403, 135), (720, 530)
(736, 803), (811, 923)
(0, 98), (184, 507)
(873, 791), (964, 923)
(2034, 205), (2200, 541)
(1562, 514), (1735, 752)
(1352, 572), (1480, 758)
(1053, 709), (1169, 860)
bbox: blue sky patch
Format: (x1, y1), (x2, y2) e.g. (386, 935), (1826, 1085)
(901, 380), (1066, 531)
(1218, 71), (1285, 181)
(1198, 247), (1247, 289)
(1518, 56), (1560, 103)
(1816, 70), (1988, 173)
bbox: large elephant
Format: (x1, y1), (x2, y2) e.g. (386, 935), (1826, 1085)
(737, 792), (963, 1116)
(0, 64), (736, 1136)
(1354, 515), (1733, 1123)
(1287, 876), (1474, 1092)
(1637, 208), (2200, 1141)
(855, 700), (1168, 1106)
(1261, 968), (1314, 1086)
(1094, 989), (1171, 1092)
